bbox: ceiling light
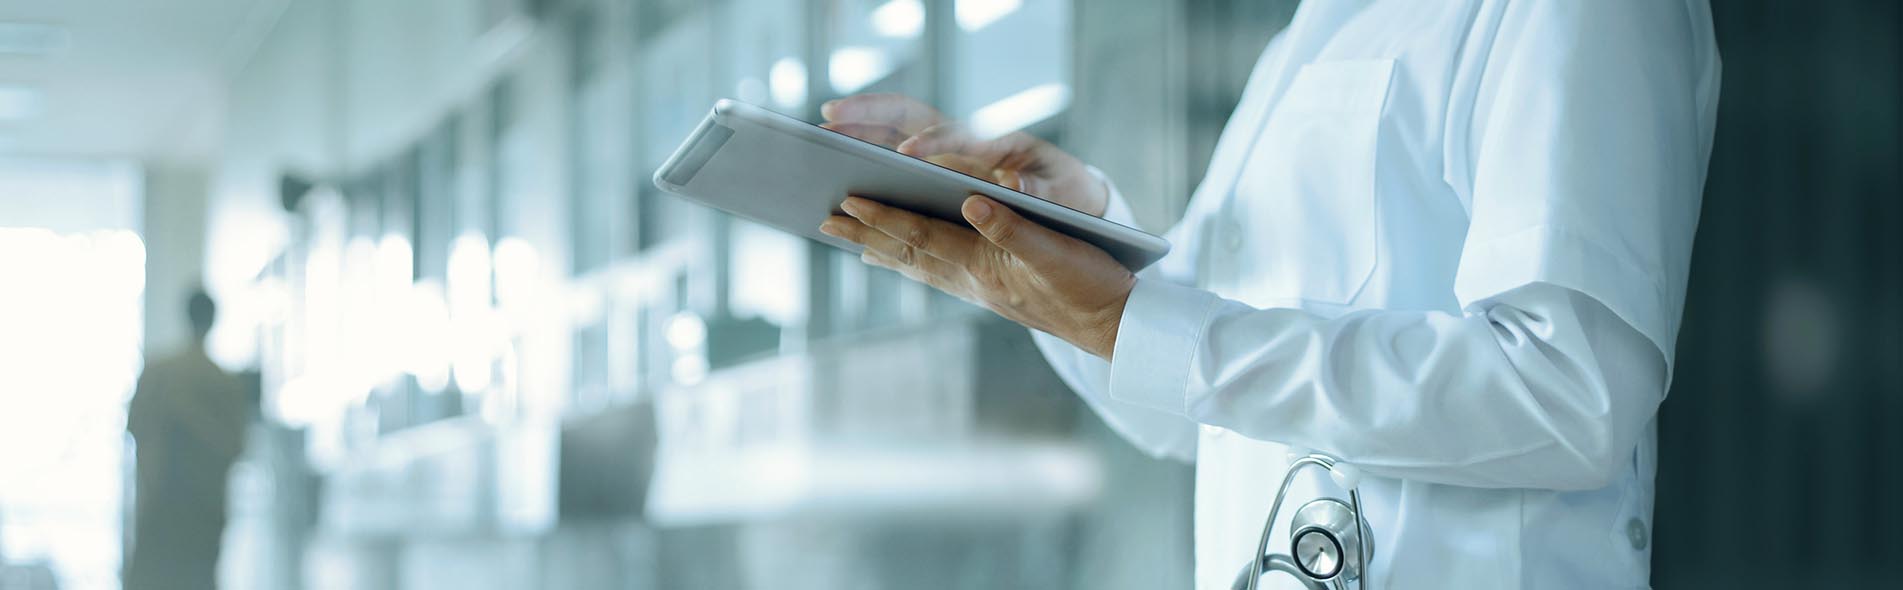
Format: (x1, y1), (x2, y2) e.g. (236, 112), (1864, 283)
(0, 23), (70, 56)
(769, 57), (807, 109)
(871, 0), (925, 39)
(970, 83), (1069, 139)
(829, 47), (892, 95)
(956, 0), (1021, 32)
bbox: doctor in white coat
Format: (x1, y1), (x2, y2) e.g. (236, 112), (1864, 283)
(818, 1), (1719, 587)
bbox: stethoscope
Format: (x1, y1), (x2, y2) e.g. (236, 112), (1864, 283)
(1231, 452), (1374, 590)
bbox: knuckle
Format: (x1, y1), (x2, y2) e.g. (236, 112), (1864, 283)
(900, 221), (929, 249)
(986, 217), (1017, 245)
(970, 259), (1008, 293)
(896, 243), (916, 265)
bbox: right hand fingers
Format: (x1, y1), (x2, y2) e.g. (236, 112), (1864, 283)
(821, 94), (943, 136)
(897, 123), (1038, 168)
(819, 121), (1019, 186)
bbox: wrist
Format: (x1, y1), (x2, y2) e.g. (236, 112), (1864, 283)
(1085, 276), (1136, 360)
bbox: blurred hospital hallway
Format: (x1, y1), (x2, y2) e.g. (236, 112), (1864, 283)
(0, 1), (1899, 589)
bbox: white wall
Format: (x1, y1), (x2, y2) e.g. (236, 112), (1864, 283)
(141, 161), (211, 355)
(337, 0), (499, 167)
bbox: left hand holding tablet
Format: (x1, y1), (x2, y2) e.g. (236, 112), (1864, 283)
(820, 194), (1134, 360)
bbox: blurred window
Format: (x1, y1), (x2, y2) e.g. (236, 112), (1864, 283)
(950, 0), (1069, 138)
(569, 4), (635, 272)
(0, 157), (144, 590)
(637, 12), (714, 251)
(828, 0), (930, 95)
(717, 0), (814, 334)
(724, 0), (810, 113)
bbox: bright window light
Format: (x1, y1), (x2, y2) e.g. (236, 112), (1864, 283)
(0, 227), (144, 589)
(871, 0), (925, 39)
(446, 232), (493, 314)
(340, 236), (381, 391)
(666, 311), (707, 352)
(492, 237), (542, 308)
(374, 234), (413, 295)
(404, 281), (453, 393)
(956, 0), (1022, 32)
(769, 57), (808, 109)
(730, 221), (807, 326)
(970, 83), (1070, 139)
(205, 204), (291, 370)
(302, 221), (344, 380)
(829, 46), (892, 95)
(451, 309), (503, 394)
(447, 232), (500, 394)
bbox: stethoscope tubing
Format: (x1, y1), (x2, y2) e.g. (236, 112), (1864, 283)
(1244, 454), (1370, 590)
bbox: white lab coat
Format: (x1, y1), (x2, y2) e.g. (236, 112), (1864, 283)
(1033, 1), (1719, 588)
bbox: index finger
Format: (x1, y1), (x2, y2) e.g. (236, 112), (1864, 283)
(839, 196), (984, 266)
(820, 94), (943, 136)
(898, 124), (1040, 170)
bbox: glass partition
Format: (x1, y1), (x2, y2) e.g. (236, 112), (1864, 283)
(827, 0), (930, 96)
(637, 11), (715, 251)
(948, 0), (1069, 137)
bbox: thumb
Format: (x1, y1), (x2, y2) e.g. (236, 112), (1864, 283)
(962, 195), (1063, 269)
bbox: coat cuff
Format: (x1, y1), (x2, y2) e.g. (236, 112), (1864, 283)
(1108, 277), (1220, 415)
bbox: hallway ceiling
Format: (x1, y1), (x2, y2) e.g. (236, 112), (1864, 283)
(0, 0), (284, 159)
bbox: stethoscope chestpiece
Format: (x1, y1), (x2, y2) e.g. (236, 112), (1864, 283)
(1239, 453), (1376, 590)
(1289, 498), (1370, 582)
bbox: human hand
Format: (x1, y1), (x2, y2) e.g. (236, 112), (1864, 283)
(820, 94), (1109, 217)
(819, 194), (1135, 359)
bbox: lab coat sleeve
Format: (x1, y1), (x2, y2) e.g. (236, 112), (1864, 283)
(1109, 282), (1665, 490)
(1030, 168), (1200, 463)
(1447, 0), (1716, 363)
(1099, 1), (1714, 490)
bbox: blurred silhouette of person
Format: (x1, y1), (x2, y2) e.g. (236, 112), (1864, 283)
(125, 289), (251, 590)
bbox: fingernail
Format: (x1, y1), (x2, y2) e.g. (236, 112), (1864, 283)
(964, 197), (992, 223)
(821, 100), (841, 117)
(840, 197), (865, 216)
(819, 221), (842, 237)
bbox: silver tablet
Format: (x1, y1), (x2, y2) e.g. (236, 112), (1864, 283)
(652, 99), (1171, 271)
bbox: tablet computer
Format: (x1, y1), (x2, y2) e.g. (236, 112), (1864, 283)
(652, 99), (1170, 271)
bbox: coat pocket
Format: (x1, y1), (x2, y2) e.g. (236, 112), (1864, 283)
(1214, 58), (1394, 307)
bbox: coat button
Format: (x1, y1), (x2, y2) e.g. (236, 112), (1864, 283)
(1625, 518), (1648, 550)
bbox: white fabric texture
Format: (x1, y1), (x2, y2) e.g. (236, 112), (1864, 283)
(1032, 1), (1719, 588)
